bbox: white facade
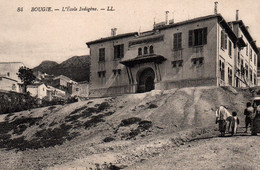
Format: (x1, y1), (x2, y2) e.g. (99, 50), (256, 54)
(27, 84), (47, 99)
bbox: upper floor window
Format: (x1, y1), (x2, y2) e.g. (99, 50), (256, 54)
(237, 52), (240, 63)
(138, 48), (142, 56)
(149, 45), (154, 54)
(7, 72), (10, 77)
(173, 32), (182, 50)
(189, 27), (207, 47)
(254, 54), (256, 66)
(228, 40), (232, 57)
(250, 48), (252, 61)
(99, 48), (105, 62)
(221, 30), (227, 50)
(114, 44), (124, 59)
(144, 46), (148, 55)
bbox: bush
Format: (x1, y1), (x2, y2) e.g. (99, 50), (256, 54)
(120, 117), (142, 127)
(103, 136), (115, 143)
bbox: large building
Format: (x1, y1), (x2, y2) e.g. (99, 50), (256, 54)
(86, 13), (259, 97)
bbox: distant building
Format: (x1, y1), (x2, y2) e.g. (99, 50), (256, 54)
(0, 62), (24, 83)
(0, 76), (19, 92)
(47, 85), (66, 99)
(69, 81), (89, 97)
(49, 75), (77, 92)
(27, 83), (47, 99)
(86, 13), (258, 97)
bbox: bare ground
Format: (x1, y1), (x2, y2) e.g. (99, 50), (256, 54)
(0, 86), (258, 170)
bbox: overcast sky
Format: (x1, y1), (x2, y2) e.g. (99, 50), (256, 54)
(0, 0), (259, 68)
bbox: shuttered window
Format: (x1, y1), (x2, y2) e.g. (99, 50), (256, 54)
(188, 27), (207, 47)
(173, 32), (182, 50)
(228, 40), (232, 57)
(114, 44), (124, 59)
(99, 48), (105, 62)
(221, 30), (227, 49)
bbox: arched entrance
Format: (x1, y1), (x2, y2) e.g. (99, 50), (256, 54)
(137, 68), (155, 93)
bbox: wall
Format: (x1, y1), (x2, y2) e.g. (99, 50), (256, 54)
(37, 84), (47, 99)
(0, 62), (24, 83)
(27, 87), (38, 97)
(0, 78), (19, 92)
(70, 83), (89, 97)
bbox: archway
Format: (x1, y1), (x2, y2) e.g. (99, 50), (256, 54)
(137, 68), (155, 93)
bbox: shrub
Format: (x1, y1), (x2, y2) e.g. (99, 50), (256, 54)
(120, 117), (142, 127)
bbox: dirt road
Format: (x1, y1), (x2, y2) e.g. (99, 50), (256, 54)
(128, 134), (260, 170)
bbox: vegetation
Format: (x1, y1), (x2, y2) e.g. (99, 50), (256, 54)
(17, 66), (36, 91)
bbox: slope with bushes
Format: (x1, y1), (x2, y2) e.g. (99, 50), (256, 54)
(0, 86), (253, 169)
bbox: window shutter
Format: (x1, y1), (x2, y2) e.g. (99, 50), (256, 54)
(179, 33), (182, 49)
(189, 30), (193, 47)
(221, 31), (224, 48)
(120, 45), (124, 58)
(224, 34), (227, 49)
(173, 34), (177, 49)
(203, 28), (207, 44)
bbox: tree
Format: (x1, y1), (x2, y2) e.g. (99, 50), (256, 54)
(17, 66), (36, 92)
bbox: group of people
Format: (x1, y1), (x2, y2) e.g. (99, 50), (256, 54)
(215, 102), (257, 137)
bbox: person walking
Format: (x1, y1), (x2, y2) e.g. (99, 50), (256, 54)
(244, 102), (254, 133)
(231, 112), (239, 136)
(216, 106), (232, 137)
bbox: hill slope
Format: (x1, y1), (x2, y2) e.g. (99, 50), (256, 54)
(0, 86), (253, 169)
(33, 55), (90, 82)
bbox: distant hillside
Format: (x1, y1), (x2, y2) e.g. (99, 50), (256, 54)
(33, 55), (90, 82)
(33, 61), (59, 73)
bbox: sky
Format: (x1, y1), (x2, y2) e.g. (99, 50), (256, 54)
(0, 0), (259, 68)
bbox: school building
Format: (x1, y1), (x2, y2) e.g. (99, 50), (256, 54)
(86, 12), (259, 97)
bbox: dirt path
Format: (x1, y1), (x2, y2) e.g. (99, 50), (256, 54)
(128, 134), (260, 170)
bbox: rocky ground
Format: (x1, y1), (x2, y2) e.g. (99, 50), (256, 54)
(0, 86), (259, 170)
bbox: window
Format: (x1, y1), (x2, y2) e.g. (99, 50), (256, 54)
(192, 57), (204, 66)
(237, 52), (240, 64)
(99, 48), (105, 62)
(228, 40), (232, 57)
(7, 72), (10, 76)
(138, 48), (142, 56)
(144, 47), (148, 55)
(76, 88), (79, 91)
(254, 73), (257, 85)
(221, 30), (227, 49)
(149, 45), (154, 54)
(219, 60), (225, 81)
(245, 64), (248, 78)
(250, 48), (252, 61)
(228, 67), (232, 85)
(98, 71), (106, 78)
(113, 69), (121, 75)
(114, 44), (124, 59)
(173, 32), (182, 50)
(172, 60), (183, 68)
(250, 69), (253, 82)
(254, 54), (256, 66)
(189, 27), (207, 47)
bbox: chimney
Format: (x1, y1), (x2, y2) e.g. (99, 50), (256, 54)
(165, 11), (169, 25)
(236, 10), (239, 21)
(111, 28), (117, 36)
(214, 1), (218, 15)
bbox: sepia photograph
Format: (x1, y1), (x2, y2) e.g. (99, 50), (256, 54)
(0, 0), (260, 169)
